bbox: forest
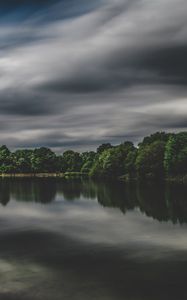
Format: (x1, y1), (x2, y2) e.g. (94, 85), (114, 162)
(0, 131), (186, 181)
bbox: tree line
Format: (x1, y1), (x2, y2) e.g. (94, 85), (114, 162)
(0, 131), (186, 181)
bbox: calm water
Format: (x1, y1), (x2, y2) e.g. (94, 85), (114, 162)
(0, 179), (187, 300)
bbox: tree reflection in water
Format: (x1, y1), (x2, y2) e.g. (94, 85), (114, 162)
(0, 178), (187, 224)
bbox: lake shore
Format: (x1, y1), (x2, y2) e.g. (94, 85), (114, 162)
(0, 173), (65, 178)
(0, 173), (186, 185)
(0, 172), (89, 178)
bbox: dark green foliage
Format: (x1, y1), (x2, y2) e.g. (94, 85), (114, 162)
(164, 132), (187, 176)
(96, 143), (113, 154)
(135, 132), (171, 180)
(135, 141), (166, 180)
(13, 150), (33, 173)
(139, 132), (170, 147)
(0, 145), (14, 173)
(62, 150), (83, 172)
(31, 147), (58, 173)
(90, 141), (136, 178)
(124, 148), (138, 178)
(0, 131), (186, 180)
(81, 151), (96, 173)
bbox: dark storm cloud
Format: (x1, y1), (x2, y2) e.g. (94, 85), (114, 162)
(0, 0), (187, 150)
(41, 75), (114, 94)
(38, 2), (187, 94)
(0, 99), (48, 116)
(0, 91), (53, 116)
(134, 113), (187, 131)
(111, 43), (187, 86)
(136, 44), (187, 84)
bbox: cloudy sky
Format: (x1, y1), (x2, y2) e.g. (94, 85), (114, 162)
(0, 0), (187, 151)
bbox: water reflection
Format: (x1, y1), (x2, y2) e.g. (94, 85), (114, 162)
(0, 179), (187, 300)
(0, 179), (187, 224)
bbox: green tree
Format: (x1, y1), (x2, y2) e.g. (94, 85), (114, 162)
(164, 132), (187, 176)
(135, 140), (166, 180)
(0, 145), (14, 173)
(96, 143), (113, 154)
(13, 150), (33, 173)
(90, 142), (136, 178)
(31, 147), (58, 173)
(62, 150), (83, 172)
(139, 131), (170, 147)
(81, 151), (96, 173)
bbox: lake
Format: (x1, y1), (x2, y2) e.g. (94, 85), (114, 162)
(0, 178), (187, 300)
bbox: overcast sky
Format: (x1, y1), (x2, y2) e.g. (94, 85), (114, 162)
(0, 0), (187, 151)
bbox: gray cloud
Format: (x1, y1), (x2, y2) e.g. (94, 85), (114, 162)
(0, 0), (186, 150)
(0, 91), (52, 116)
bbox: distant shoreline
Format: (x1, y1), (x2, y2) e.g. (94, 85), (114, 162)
(0, 173), (186, 185)
(0, 173), (65, 178)
(0, 172), (89, 178)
